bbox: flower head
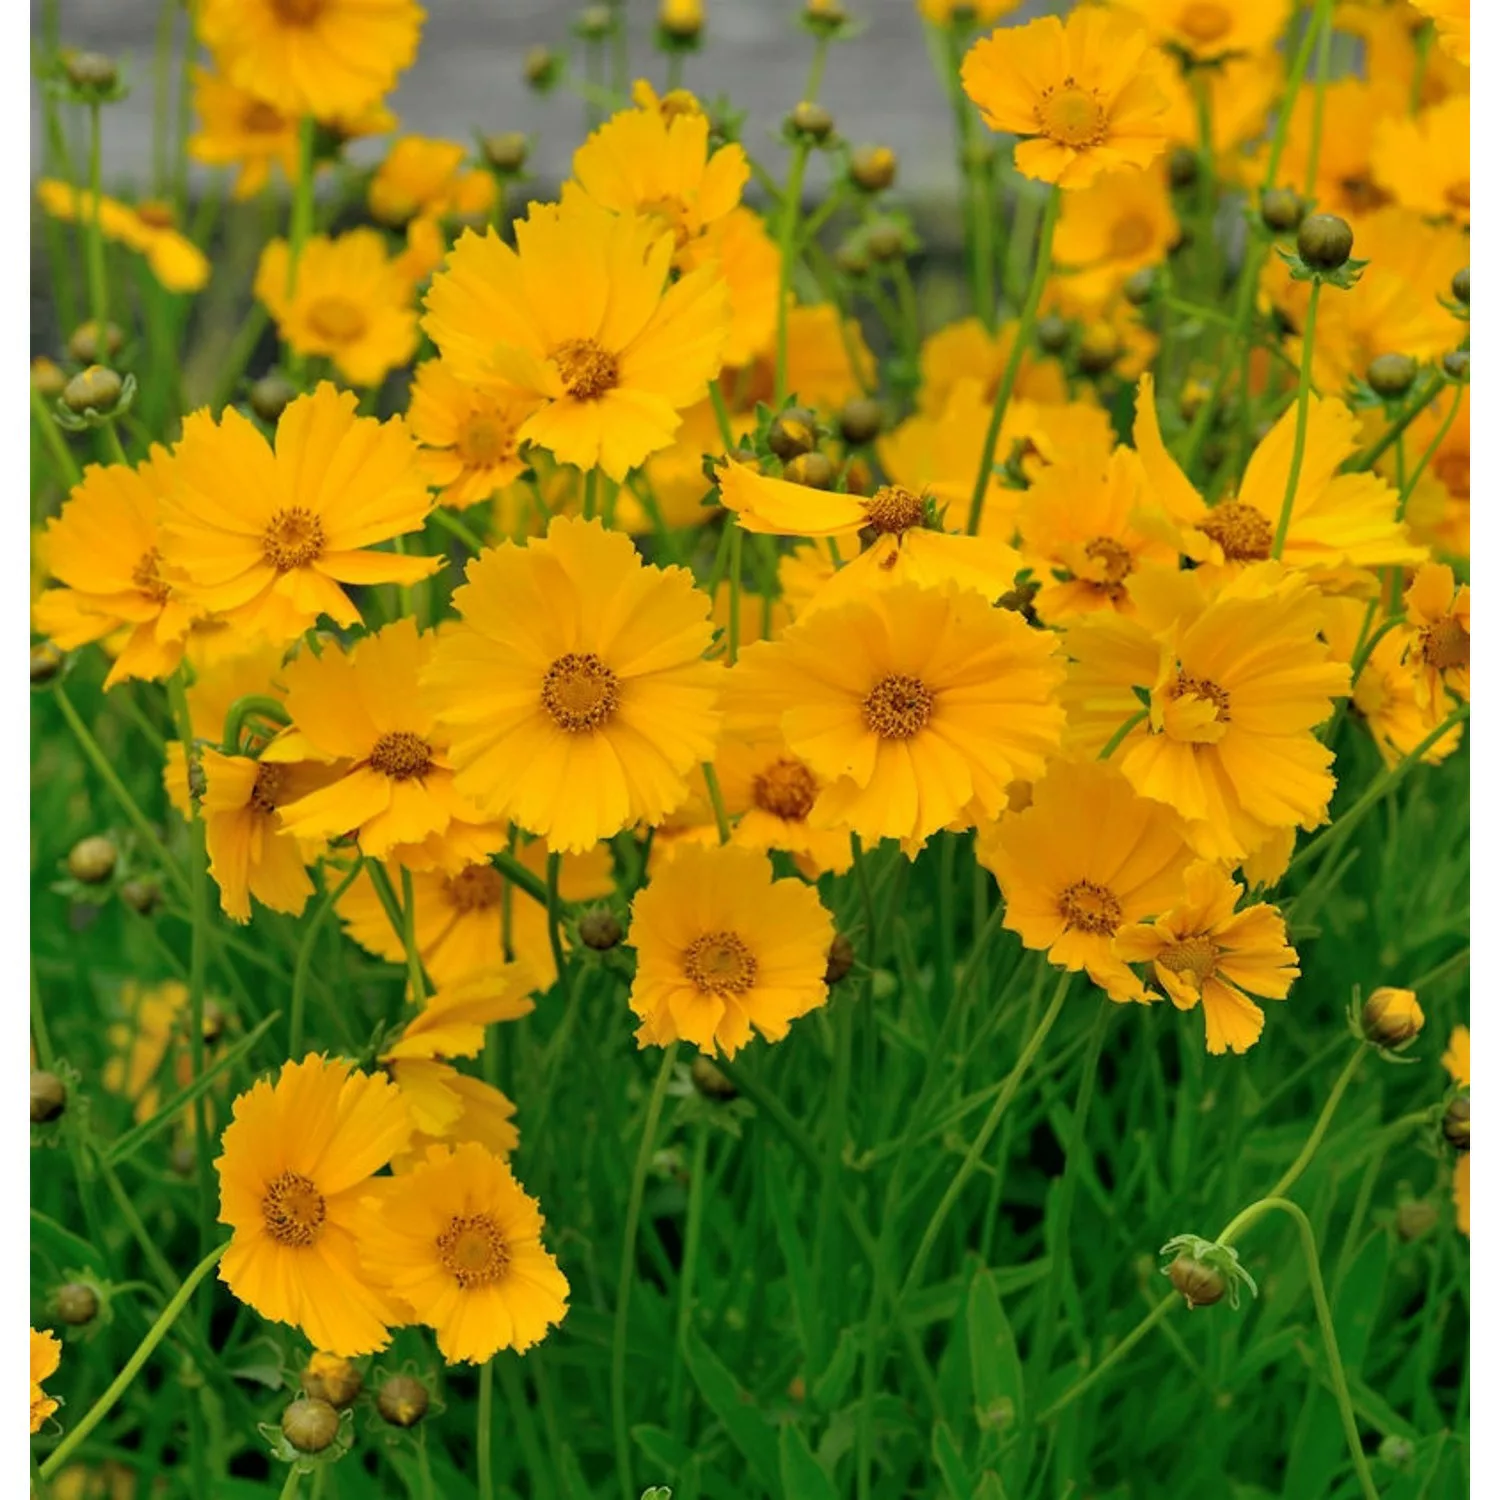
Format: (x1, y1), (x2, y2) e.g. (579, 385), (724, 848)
(37, 180), (209, 292)
(370, 135), (496, 225)
(407, 358), (537, 509)
(31, 1329), (61, 1434)
(1108, 0), (1290, 62)
(188, 66), (299, 200)
(1403, 561), (1469, 709)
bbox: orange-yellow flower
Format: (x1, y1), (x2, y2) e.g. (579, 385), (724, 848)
(188, 67), (299, 199)
(407, 359), (538, 509)
(1402, 562), (1470, 708)
(31, 1329), (61, 1434)
(1373, 95), (1470, 227)
(37, 179), (209, 293)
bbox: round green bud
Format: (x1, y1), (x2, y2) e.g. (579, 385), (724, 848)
(1296, 212), (1355, 271)
(30, 642), (65, 685)
(31, 1069), (68, 1124)
(788, 102), (834, 142)
(1442, 349), (1470, 382)
(1167, 1253), (1225, 1309)
(690, 1053), (737, 1100)
(376, 1374), (430, 1428)
(249, 373), (296, 425)
(1035, 315), (1071, 354)
(281, 1396), (341, 1455)
(850, 145), (897, 193)
(1168, 146), (1198, 190)
(1122, 267), (1156, 306)
(1442, 1093), (1470, 1152)
(824, 932), (855, 986)
(837, 397), (884, 447)
(578, 908), (623, 951)
(55, 1281), (100, 1326)
(782, 450), (837, 490)
(1452, 266), (1469, 306)
(1367, 353), (1417, 400)
(67, 834), (118, 885)
(61, 365), (124, 416)
(482, 131), (530, 174)
(768, 407), (819, 462)
(1260, 188), (1305, 234)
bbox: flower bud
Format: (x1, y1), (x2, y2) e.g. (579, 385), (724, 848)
(1367, 353), (1417, 400)
(782, 450), (836, 490)
(577, 6), (613, 39)
(119, 877), (162, 916)
(64, 51), (118, 92)
(1259, 188), (1305, 234)
(1296, 212), (1354, 272)
(376, 1373), (430, 1428)
(690, 1053), (737, 1100)
(482, 131), (530, 174)
(1122, 267), (1155, 306)
(523, 46), (560, 91)
(1076, 323), (1120, 376)
(54, 1281), (99, 1326)
(1179, 377), (1213, 422)
(768, 407), (819, 462)
(658, 0), (703, 42)
(834, 241), (869, 277)
(61, 365), (124, 417)
(281, 1396), (341, 1455)
(302, 1352), (364, 1410)
(31, 1069), (68, 1124)
(1035, 315), (1071, 354)
(1167, 1253), (1225, 1309)
(1442, 349), (1470, 382)
(31, 356), (66, 399)
(850, 145), (897, 193)
(1168, 146), (1198, 190)
(249, 373), (296, 424)
(1378, 1435), (1416, 1470)
(838, 397), (883, 447)
(788, 102), (834, 142)
(67, 321), (124, 365)
(579, 908), (623, 951)
(1452, 266), (1469, 306)
(31, 642), (65, 685)
(865, 220), (907, 262)
(805, 0), (847, 26)
(1442, 1093), (1469, 1152)
(1361, 986), (1424, 1047)
(825, 932), (855, 986)
(68, 835), (118, 885)
(1395, 1198), (1438, 1242)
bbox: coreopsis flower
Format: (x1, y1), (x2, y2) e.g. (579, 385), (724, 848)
(407, 359), (538, 508)
(424, 517), (723, 853)
(1373, 95), (1470, 227)
(961, 9), (1175, 189)
(423, 201), (732, 480)
(1016, 446), (1180, 621)
(33, 453), (200, 689)
(391, 1068), (521, 1170)
(103, 980), (203, 1120)
(1362, 987), (1425, 1047)
(1409, 0), (1470, 67)
(1114, 862), (1299, 1053)
(1063, 564), (1351, 861)
(1107, 0), (1289, 62)
(369, 135), (496, 225)
(30, 1329), (60, 1434)
(160, 383), (438, 643)
(359, 1142), (569, 1363)
(733, 582), (1066, 853)
(36, 180), (209, 293)
(1131, 374), (1426, 585)
(384, 965), (536, 1062)
(255, 230), (419, 387)
(1052, 166), (1179, 309)
(188, 67), (299, 199)
(215, 1055), (411, 1355)
(917, 317), (1068, 416)
(199, 0), (423, 121)
(716, 459), (1021, 612)
(627, 844), (834, 1056)
(977, 759), (1195, 1002)
(735, 302), (876, 411)
(269, 620), (482, 861)
(1403, 562), (1470, 708)
(918, 0), (1020, 24)
(682, 206), (781, 368)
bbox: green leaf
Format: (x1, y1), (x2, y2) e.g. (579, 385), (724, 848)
(967, 1267), (1024, 1441)
(812, 1327), (858, 1413)
(632, 1425), (694, 1474)
(931, 1422), (973, 1499)
(1332, 1230), (1389, 1376)
(765, 1148), (817, 1367)
(975, 1472), (1011, 1500)
(778, 1423), (838, 1500)
(681, 1325), (780, 1496)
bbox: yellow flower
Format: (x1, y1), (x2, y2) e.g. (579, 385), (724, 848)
(255, 230), (419, 387)
(917, 317), (1068, 415)
(37, 180), (210, 293)
(31, 1329), (61, 1434)
(407, 359), (538, 509)
(424, 517), (723, 853)
(1052, 166), (1179, 309)
(1264, 79), (1396, 222)
(160, 383), (438, 643)
(1108, 0), (1290, 61)
(1402, 561), (1470, 708)
(1017, 445), (1181, 622)
(199, 0), (423, 121)
(1063, 564), (1351, 861)
(733, 582), (1066, 853)
(627, 844), (834, 1056)
(681, 206), (782, 369)
(1362, 986), (1425, 1046)
(360, 1142), (569, 1362)
(383, 964), (536, 1061)
(918, 0), (1020, 22)
(1373, 95), (1470, 226)
(717, 458), (1021, 613)
(730, 301), (876, 411)
(961, 9), (1174, 189)
(1398, 387), (1468, 560)
(1443, 1024), (1470, 1090)
(1115, 861), (1299, 1053)
(370, 136), (496, 225)
(215, 1055), (412, 1355)
(188, 67), (299, 199)
(635, 397), (754, 532)
(567, 94), (749, 248)
(1409, 0), (1469, 67)
(103, 979), (193, 1121)
(33, 453), (198, 689)
(1158, 55), (1281, 164)
(977, 759), (1195, 1003)
(423, 201), (732, 480)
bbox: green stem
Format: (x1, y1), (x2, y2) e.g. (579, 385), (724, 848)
(727, 528), (744, 662)
(1264, 1044), (1366, 1202)
(612, 1043), (679, 1500)
(1346, 373), (1442, 473)
(278, 1468), (303, 1500)
(774, 143), (812, 403)
(102, 423), (131, 468)
(803, 35), (830, 102)
(286, 117), (316, 297)
(544, 852), (569, 994)
(1098, 707), (1148, 761)
(701, 763), (732, 844)
(477, 1358), (495, 1500)
(151, 0), (175, 196)
(669, 1125), (710, 1437)
(367, 863), (426, 1005)
(39, 1243), (227, 1479)
(1036, 1293), (1177, 1423)
(290, 859), (364, 1056)
(965, 186), (1059, 535)
(1396, 382), (1464, 521)
(1301, 1), (1337, 201)
(30, 383), (81, 489)
(1271, 278), (1321, 558)
(84, 102), (109, 334)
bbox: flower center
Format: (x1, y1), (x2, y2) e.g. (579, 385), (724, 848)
(132, 547), (171, 603)
(541, 652), (620, 732)
(862, 673), (933, 741)
(1198, 500), (1272, 562)
(443, 863), (505, 913)
(751, 757), (819, 821)
(1338, 175), (1392, 215)
(1108, 214), (1155, 259)
(261, 1170), (327, 1247)
(1179, 2), (1232, 43)
(455, 412), (517, 468)
(249, 761), (287, 814)
(1433, 451), (1469, 498)
(1156, 934), (1219, 987)
(135, 200), (177, 230)
(243, 99), (286, 133)
(306, 295), (368, 345)
(1419, 618), (1469, 672)
(1035, 82), (1108, 149)
(436, 1212), (510, 1289)
(369, 730), (434, 781)
(551, 338), (620, 401)
(1168, 672), (1231, 721)
(683, 931), (758, 996)
(271, 0), (327, 25)
(861, 485), (927, 535)
(1446, 178), (1470, 212)
(1058, 879), (1123, 936)
(262, 507), (326, 571)
(1082, 535), (1133, 588)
